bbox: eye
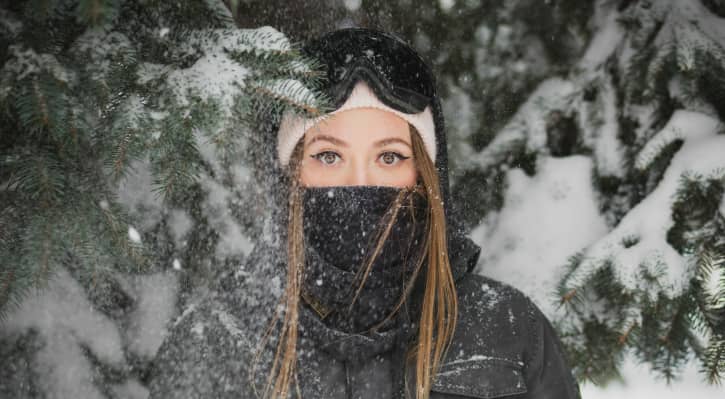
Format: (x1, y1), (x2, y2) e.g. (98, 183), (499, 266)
(379, 151), (410, 166)
(311, 151), (342, 166)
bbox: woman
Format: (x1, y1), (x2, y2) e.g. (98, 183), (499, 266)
(149, 28), (581, 399)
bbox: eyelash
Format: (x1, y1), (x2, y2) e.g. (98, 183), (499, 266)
(310, 151), (410, 166)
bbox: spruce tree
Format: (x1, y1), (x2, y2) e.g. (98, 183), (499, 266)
(0, 0), (327, 395)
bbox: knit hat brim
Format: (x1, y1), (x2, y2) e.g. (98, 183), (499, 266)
(277, 80), (437, 167)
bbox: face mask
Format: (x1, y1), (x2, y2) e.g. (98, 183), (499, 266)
(300, 185), (428, 333)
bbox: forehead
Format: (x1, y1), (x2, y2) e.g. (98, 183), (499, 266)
(304, 107), (411, 143)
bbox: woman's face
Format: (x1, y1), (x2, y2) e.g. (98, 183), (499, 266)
(300, 107), (417, 187)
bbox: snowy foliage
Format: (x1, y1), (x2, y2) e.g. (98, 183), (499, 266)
(463, 0), (725, 385)
(0, 0), (327, 396)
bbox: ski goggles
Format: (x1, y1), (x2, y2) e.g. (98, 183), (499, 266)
(303, 28), (436, 114)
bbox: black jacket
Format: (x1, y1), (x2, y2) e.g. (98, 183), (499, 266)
(147, 242), (581, 399)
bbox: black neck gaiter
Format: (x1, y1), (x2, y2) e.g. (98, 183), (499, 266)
(298, 185), (427, 360)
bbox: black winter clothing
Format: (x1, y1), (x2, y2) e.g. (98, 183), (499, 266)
(147, 27), (581, 399)
(147, 240), (580, 398)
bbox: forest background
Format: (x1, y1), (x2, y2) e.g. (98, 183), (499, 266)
(1, 0), (724, 398)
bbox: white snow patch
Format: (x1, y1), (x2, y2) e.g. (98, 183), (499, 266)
(5, 45), (74, 83)
(441, 82), (476, 171)
(577, 76), (625, 177)
(168, 208), (193, 247)
(200, 175), (254, 257)
(2, 268), (125, 398)
(128, 226), (141, 243)
(343, 0), (362, 11)
(163, 27), (292, 114)
(123, 271), (179, 358)
(570, 122), (725, 295)
(473, 156), (609, 317)
(439, 0), (455, 12)
(165, 43), (248, 112)
(635, 110), (721, 170)
(582, 354), (725, 399)
(579, 3), (624, 72)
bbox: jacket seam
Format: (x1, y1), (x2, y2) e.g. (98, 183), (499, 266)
(523, 297), (542, 373)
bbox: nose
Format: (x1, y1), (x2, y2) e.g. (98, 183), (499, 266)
(347, 161), (370, 186)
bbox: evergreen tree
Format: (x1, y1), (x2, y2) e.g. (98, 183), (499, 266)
(2, 0), (723, 394)
(0, 0), (327, 396)
(444, 0), (725, 385)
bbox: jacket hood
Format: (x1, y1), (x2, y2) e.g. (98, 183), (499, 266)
(256, 27), (480, 282)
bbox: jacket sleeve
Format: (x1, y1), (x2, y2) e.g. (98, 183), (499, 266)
(522, 298), (581, 399)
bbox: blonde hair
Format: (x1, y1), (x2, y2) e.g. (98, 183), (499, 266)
(253, 125), (457, 399)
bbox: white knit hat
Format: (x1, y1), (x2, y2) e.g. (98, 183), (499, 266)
(276, 80), (436, 167)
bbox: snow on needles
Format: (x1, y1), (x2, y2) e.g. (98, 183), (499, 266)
(1, 269), (125, 399)
(164, 26), (292, 114)
(567, 110), (724, 296)
(635, 110), (721, 170)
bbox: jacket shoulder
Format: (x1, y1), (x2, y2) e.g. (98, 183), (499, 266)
(447, 274), (536, 366)
(429, 273), (580, 399)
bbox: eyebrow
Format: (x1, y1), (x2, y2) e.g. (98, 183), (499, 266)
(375, 137), (412, 149)
(305, 135), (412, 149)
(306, 135), (349, 148)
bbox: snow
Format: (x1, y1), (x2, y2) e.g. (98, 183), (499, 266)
(4, 2), (723, 396)
(116, 158), (164, 231)
(472, 111), (725, 398)
(4, 44), (74, 83)
(472, 155), (609, 317)
(469, 77), (576, 171)
(567, 112), (725, 295)
(578, 3), (624, 72)
(168, 208), (193, 247)
(165, 33), (249, 111)
(1, 268), (126, 398)
(441, 82), (476, 171)
(439, 0), (455, 13)
(200, 175), (255, 257)
(577, 75), (625, 178)
(705, 262), (723, 301)
(128, 226), (141, 243)
(72, 29), (133, 82)
(165, 26), (293, 113)
(581, 355), (725, 399)
(343, 0), (362, 11)
(635, 110), (721, 170)
(121, 271), (179, 358)
(1, 265), (179, 398)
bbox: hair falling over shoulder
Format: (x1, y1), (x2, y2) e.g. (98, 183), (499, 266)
(252, 126), (458, 399)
